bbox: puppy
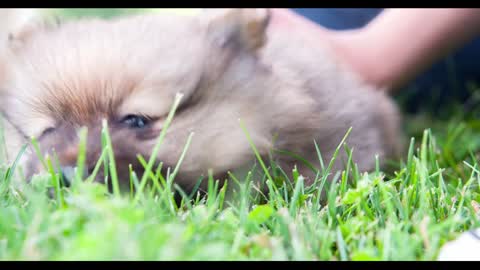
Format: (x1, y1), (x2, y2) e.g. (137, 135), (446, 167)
(0, 9), (403, 192)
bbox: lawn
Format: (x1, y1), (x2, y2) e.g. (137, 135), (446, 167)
(0, 9), (479, 261)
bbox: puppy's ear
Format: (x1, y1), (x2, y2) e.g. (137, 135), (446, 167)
(0, 9), (44, 50)
(202, 8), (271, 52)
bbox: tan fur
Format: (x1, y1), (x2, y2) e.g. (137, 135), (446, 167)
(0, 9), (404, 191)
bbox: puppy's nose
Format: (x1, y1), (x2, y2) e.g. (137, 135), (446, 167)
(60, 166), (75, 187)
(60, 166), (88, 187)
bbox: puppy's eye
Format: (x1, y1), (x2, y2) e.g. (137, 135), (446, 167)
(40, 127), (55, 137)
(120, 115), (150, 129)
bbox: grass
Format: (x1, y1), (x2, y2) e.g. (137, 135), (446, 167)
(0, 9), (479, 261)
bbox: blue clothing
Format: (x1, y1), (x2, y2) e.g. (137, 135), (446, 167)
(291, 8), (480, 112)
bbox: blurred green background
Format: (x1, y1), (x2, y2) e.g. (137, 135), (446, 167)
(40, 8), (200, 20)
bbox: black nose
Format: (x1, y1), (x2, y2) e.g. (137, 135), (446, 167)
(60, 166), (86, 187)
(60, 166), (75, 187)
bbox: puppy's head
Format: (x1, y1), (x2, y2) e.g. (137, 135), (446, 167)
(0, 9), (280, 191)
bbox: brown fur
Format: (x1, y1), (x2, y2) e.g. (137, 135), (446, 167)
(0, 9), (404, 192)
